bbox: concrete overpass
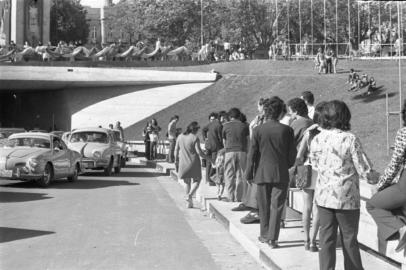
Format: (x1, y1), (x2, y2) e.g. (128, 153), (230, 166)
(0, 65), (218, 131)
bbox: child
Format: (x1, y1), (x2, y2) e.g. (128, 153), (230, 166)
(359, 73), (369, 88)
(210, 148), (225, 200)
(347, 68), (360, 91)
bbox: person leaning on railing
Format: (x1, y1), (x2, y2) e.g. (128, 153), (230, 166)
(367, 99), (406, 253)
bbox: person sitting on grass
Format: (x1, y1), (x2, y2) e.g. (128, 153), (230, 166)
(347, 69), (360, 91)
(358, 73), (369, 88)
(366, 76), (377, 95)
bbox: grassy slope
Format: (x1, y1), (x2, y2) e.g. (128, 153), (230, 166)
(125, 59), (406, 172)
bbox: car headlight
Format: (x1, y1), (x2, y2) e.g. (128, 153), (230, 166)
(27, 158), (39, 168)
(93, 151), (102, 159)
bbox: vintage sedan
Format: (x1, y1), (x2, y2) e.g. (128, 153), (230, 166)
(0, 132), (82, 187)
(67, 127), (123, 175)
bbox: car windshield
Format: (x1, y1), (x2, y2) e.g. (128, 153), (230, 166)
(5, 137), (51, 148)
(70, 132), (108, 143)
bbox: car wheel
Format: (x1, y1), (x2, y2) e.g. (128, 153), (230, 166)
(104, 157), (113, 176)
(68, 163), (79, 182)
(114, 156), (122, 174)
(38, 163), (53, 187)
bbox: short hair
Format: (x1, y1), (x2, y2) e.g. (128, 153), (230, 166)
(170, 115), (179, 121)
(263, 96), (284, 120)
(183, 121), (200, 135)
(258, 97), (265, 106)
(208, 112), (218, 120)
(218, 110), (229, 122)
(228, 108), (241, 120)
(313, 101), (328, 124)
(287, 98), (308, 118)
(301, 91), (315, 105)
(402, 99), (406, 126)
(319, 100), (351, 131)
(240, 113), (247, 123)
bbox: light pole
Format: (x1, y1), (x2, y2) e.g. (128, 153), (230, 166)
(200, 0), (203, 46)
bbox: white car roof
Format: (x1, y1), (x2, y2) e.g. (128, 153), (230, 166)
(71, 127), (110, 134)
(9, 132), (52, 140)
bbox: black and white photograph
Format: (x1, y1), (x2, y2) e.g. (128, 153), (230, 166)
(0, 0), (405, 269)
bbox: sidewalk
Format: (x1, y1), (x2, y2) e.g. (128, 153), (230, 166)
(133, 157), (402, 270)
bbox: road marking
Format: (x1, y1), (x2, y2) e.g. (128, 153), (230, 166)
(133, 227), (145, 247)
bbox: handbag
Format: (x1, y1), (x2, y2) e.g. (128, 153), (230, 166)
(295, 164), (312, 189)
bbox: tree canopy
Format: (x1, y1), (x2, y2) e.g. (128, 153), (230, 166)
(50, 0), (90, 45)
(104, 0), (405, 50)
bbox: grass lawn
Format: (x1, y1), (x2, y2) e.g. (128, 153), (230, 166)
(125, 59), (406, 172)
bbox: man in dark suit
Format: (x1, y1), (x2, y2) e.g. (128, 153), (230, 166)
(245, 96), (297, 248)
(202, 112), (223, 185)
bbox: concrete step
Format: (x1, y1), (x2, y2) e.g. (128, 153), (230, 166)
(134, 157), (403, 269)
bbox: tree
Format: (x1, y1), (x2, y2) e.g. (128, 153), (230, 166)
(50, 0), (90, 45)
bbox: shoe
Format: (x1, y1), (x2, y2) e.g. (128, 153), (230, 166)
(268, 240), (279, 249)
(309, 242), (319, 252)
(240, 211), (260, 224)
(231, 203), (251, 211)
(304, 241), (310, 251)
(258, 236), (269, 243)
(395, 226), (406, 252)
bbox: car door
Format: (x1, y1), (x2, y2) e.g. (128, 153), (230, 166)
(52, 137), (70, 177)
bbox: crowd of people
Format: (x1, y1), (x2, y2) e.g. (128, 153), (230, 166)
(168, 91), (406, 270)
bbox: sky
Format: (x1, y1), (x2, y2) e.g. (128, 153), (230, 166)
(80, 0), (119, 8)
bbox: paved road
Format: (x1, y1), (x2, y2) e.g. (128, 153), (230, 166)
(0, 162), (262, 270)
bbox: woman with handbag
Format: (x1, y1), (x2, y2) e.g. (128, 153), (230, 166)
(366, 100), (406, 253)
(295, 102), (327, 252)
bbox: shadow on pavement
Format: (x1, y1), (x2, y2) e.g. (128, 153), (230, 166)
(81, 171), (162, 178)
(49, 179), (140, 189)
(0, 191), (52, 203)
(0, 227), (54, 243)
(1, 179), (140, 189)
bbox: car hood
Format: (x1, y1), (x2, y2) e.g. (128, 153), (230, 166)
(68, 142), (110, 158)
(0, 147), (49, 159)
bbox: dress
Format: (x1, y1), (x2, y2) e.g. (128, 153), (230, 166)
(175, 133), (202, 180)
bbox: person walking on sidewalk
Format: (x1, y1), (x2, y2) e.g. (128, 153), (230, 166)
(149, 118), (161, 160)
(175, 121), (210, 208)
(202, 112), (223, 186)
(166, 115), (179, 163)
(222, 108), (249, 202)
(367, 99), (406, 253)
(309, 100), (378, 270)
(245, 97), (296, 248)
(142, 121), (153, 160)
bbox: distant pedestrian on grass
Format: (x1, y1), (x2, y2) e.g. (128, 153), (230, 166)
(222, 108), (249, 202)
(166, 115), (179, 163)
(367, 99), (406, 253)
(202, 112), (223, 186)
(175, 121), (209, 208)
(245, 97), (296, 248)
(309, 100), (377, 270)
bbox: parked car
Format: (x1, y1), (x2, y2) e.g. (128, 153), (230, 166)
(0, 127), (26, 147)
(0, 132), (82, 187)
(67, 127), (123, 175)
(111, 129), (129, 167)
